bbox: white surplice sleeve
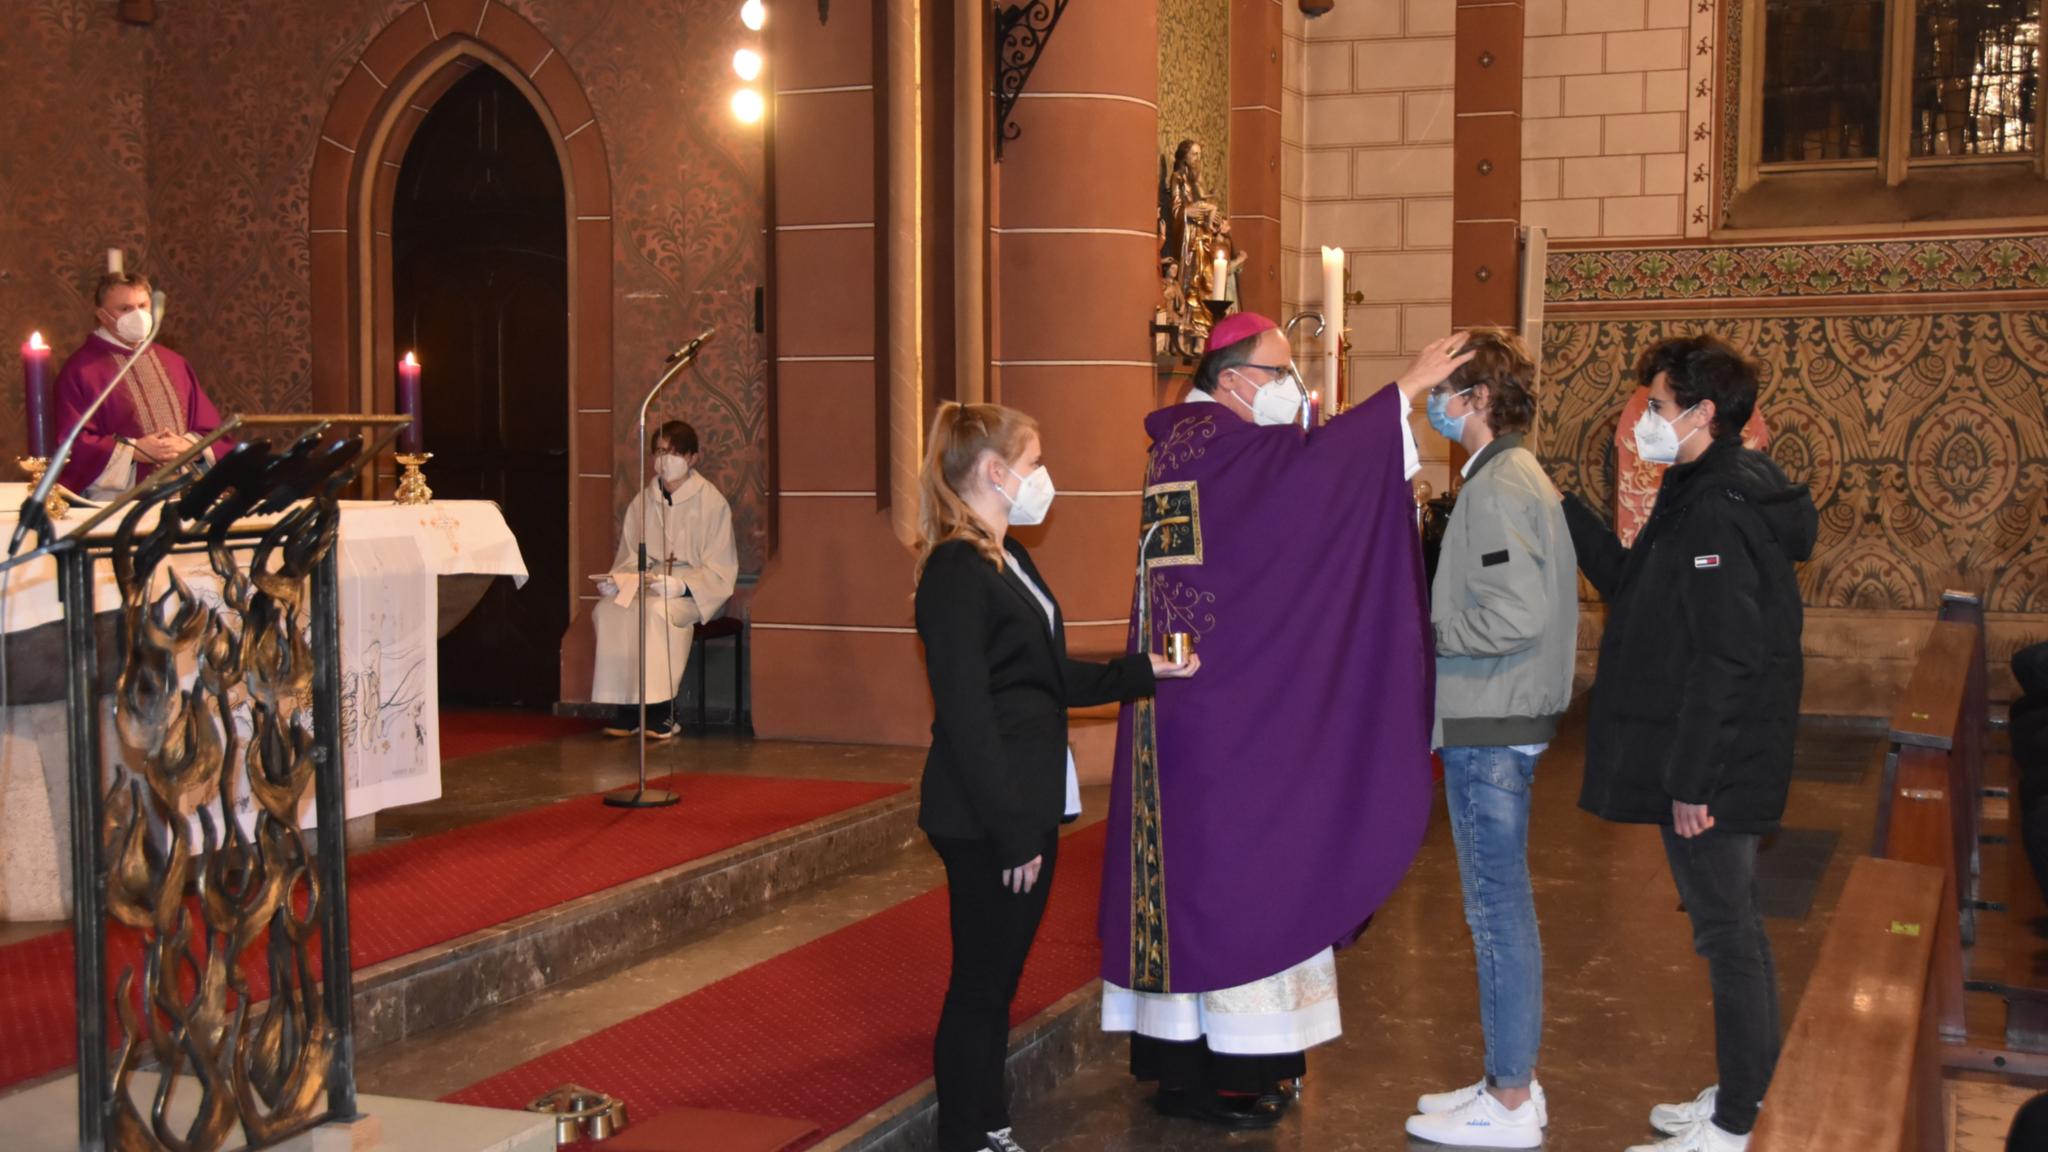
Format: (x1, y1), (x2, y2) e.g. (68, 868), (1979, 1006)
(1395, 390), (1420, 481)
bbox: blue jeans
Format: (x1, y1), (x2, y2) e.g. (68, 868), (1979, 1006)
(1441, 745), (1543, 1089)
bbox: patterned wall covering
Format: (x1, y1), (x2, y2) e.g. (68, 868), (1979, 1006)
(1537, 238), (2048, 617)
(1158, 0), (1229, 212)
(3, 0), (768, 571)
(0, 3), (150, 459)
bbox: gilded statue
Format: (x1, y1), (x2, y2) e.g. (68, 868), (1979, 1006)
(1155, 138), (1245, 359)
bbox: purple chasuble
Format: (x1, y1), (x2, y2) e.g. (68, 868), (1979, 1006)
(1098, 385), (1433, 994)
(53, 334), (227, 493)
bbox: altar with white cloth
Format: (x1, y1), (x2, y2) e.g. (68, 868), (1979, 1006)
(0, 490), (528, 919)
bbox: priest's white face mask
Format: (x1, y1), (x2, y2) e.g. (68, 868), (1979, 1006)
(97, 283), (154, 347)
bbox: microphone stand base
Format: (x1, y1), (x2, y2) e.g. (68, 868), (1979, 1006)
(17, 458), (68, 522)
(602, 788), (681, 809)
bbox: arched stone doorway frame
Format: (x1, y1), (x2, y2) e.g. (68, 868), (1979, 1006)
(309, 0), (613, 632)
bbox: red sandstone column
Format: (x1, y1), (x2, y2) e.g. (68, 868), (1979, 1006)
(749, 0), (935, 745)
(1230, 0), (1284, 319)
(1451, 0), (1525, 479)
(990, 0), (1160, 773)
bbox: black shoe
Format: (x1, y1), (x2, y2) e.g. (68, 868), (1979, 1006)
(1152, 1088), (1284, 1130)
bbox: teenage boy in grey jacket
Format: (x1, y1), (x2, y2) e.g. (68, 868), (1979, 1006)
(1402, 330), (1578, 1150)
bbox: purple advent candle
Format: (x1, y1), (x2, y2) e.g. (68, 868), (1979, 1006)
(22, 332), (52, 459)
(397, 352), (422, 453)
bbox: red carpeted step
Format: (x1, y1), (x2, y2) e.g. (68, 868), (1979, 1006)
(444, 824), (1108, 1147)
(0, 773), (904, 1091)
(440, 710), (603, 762)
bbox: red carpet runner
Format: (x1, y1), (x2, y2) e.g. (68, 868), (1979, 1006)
(445, 823), (1109, 1146)
(0, 773), (904, 1091)
(440, 710), (603, 762)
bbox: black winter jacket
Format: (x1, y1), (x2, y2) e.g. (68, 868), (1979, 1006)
(1563, 439), (1817, 832)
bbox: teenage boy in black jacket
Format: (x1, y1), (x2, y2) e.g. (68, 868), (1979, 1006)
(1561, 335), (1817, 1152)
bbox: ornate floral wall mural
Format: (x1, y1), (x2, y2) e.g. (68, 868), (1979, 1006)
(1538, 302), (2048, 617)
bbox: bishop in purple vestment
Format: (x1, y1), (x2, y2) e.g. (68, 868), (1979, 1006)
(53, 273), (228, 497)
(1099, 313), (1475, 1124)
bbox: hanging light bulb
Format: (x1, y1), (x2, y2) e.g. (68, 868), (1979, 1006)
(740, 0), (767, 31)
(733, 47), (763, 81)
(732, 88), (765, 123)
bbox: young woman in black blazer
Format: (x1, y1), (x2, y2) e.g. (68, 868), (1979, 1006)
(915, 402), (1198, 1152)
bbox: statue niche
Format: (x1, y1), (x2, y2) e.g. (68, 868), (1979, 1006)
(1154, 138), (1244, 361)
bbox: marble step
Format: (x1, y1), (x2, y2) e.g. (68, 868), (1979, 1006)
(351, 786), (920, 1057)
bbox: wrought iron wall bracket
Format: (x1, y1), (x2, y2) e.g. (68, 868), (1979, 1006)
(993, 0), (1071, 160)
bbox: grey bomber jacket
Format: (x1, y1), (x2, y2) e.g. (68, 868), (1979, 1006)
(1430, 433), (1580, 749)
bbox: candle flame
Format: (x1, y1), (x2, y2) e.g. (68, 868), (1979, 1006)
(27, 332), (46, 351)
(402, 351), (419, 367)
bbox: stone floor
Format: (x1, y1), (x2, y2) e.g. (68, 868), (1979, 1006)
(21, 710), (2048, 1148)
(1005, 714), (1900, 1151)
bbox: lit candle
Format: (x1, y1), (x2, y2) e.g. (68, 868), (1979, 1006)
(397, 352), (422, 453)
(1211, 250), (1230, 303)
(1304, 390), (1321, 430)
(1320, 247), (1345, 416)
(22, 332), (51, 459)
(106, 248), (124, 275)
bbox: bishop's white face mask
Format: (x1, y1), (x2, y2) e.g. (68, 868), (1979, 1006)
(1633, 402), (1703, 465)
(114, 308), (153, 346)
(1226, 367), (1306, 427)
(655, 453), (691, 484)
(999, 463), (1056, 526)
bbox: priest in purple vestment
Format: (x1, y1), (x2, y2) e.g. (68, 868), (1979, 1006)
(1099, 312), (1474, 1128)
(52, 273), (228, 498)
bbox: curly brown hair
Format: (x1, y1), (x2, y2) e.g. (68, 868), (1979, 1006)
(1445, 328), (1537, 436)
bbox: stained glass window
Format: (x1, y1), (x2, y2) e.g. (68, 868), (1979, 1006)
(1762, 0), (1889, 163)
(1911, 0), (2041, 155)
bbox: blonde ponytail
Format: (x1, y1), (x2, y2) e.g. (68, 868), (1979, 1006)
(915, 401), (1039, 579)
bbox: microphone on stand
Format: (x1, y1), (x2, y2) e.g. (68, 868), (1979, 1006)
(664, 328), (717, 364)
(10, 291), (168, 557)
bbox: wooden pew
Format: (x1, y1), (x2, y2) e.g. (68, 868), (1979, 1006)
(1876, 618), (1983, 933)
(1751, 856), (1955, 1152)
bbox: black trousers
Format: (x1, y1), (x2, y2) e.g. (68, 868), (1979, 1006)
(930, 831), (1059, 1152)
(1129, 1033), (1306, 1096)
(1661, 826), (1781, 1136)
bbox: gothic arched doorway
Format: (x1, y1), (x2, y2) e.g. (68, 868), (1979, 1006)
(393, 65), (569, 708)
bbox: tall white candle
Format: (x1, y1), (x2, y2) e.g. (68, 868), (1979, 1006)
(106, 248), (124, 275)
(1320, 247), (1345, 413)
(1211, 250), (1230, 303)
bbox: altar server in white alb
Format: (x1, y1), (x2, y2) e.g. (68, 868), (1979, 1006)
(592, 420), (738, 738)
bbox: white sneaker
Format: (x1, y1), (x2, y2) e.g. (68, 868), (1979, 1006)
(984, 1128), (1027, 1152)
(1416, 1079), (1549, 1128)
(1648, 1085), (1717, 1135)
(1625, 1118), (1748, 1152)
(1404, 1091), (1544, 1149)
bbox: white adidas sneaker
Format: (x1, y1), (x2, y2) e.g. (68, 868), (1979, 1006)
(1625, 1118), (1749, 1152)
(1649, 1085), (1717, 1135)
(984, 1127), (1027, 1152)
(1404, 1091), (1544, 1149)
(1415, 1078), (1549, 1128)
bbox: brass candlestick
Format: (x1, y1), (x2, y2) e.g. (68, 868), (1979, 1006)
(393, 452), (433, 505)
(17, 457), (69, 521)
